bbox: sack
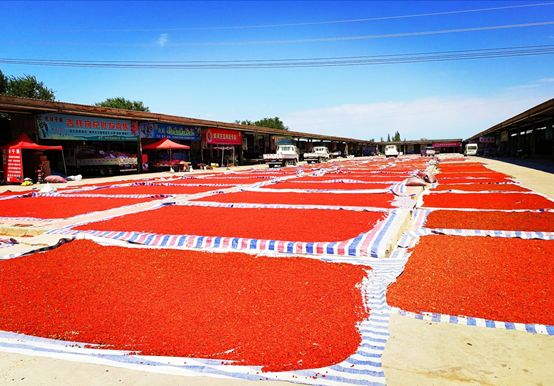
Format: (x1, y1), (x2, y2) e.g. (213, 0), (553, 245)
(405, 176), (427, 186)
(44, 175), (67, 183)
(417, 171), (437, 183)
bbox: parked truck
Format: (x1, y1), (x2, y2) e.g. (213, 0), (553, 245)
(384, 144), (399, 158)
(263, 145), (300, 167)
(464, 143), (478, 156)
(303, 146), (330, 164)
(423, 146), (436, 157)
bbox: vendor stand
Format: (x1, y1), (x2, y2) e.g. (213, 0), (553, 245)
(1, 133), (66, 184)
(142, 137), (191, 172)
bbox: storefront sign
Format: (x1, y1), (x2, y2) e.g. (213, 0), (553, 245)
(2, 148), (23, 183)
(432, 141), (461, 148)
(38, 113), (137, 141)
(479, 136), (495, 143)
(139, 122), (200, 141)
(203, 128), (242, 145)
(273, 136), (294, 146)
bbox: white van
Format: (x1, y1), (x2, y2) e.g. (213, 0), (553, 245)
(464, 143), (478, 156)
(384, 144), (399, 157)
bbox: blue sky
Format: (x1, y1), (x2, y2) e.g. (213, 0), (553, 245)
(1, 0), (553, 140)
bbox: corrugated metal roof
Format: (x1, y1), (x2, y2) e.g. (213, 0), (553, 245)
(466, 98), (554, 141)
(0, 95), (373, 144)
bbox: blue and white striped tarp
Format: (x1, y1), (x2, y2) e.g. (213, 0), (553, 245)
(37, 192), (171, 199)
(391, 308), (554, 336)
(50, 209), (400, 259)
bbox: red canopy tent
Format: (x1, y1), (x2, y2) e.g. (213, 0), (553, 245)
(142, 138), (191, 151)
(142, 138), (190, 171)
(1, 134), (66, 183)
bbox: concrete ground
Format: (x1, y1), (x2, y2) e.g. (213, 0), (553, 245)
(381, 156), (554, 386)
(0, 156), (553, 385)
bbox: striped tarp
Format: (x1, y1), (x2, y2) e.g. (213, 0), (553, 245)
(391, 308), (554, 336)
(50, 209), (400, 259)
(246, 187), (392, 194)
(36, 192), (171, 199)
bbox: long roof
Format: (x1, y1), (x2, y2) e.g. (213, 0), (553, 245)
(376, 139), (462, 145)
(0, 95), (372, 144)
(467, 98), (554, 141)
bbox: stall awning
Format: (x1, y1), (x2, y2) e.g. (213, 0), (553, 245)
(142, 138), (190, 150)
(0, 133), (63, 151)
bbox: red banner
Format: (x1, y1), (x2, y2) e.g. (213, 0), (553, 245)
(2, 148), (23, 183)
(432, 141), (461, 148)
(203, 128), (242, 145)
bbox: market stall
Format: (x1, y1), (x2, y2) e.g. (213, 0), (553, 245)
(202, 128), (242, 166)
(142, 137), (190, 171)
(37, 113), (138, 176)
(1, 133), (66, 184)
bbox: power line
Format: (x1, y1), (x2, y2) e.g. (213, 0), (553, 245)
(1, 45), (553, 69)
(51, 2), (554, 32)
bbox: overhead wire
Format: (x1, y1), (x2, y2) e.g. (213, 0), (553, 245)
(1, 45), (553, 69)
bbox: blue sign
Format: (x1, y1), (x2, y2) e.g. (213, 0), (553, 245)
(140, 122), (200, 141)
(38, 114), (137, 141)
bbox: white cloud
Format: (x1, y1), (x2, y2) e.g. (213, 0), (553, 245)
(283, 92), (552, 141)
(156, 33), (169, 47)
(539, 77), (554, 83)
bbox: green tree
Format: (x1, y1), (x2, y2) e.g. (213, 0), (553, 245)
(387, 133), (391, 142)
(0, 70), (7, 94)
(254, 117), (288, 130)
(95, 97), (150, 112)
(0, 70), (55, 100)
(392, 131), (401, 141)
(235, 120), (253, 125)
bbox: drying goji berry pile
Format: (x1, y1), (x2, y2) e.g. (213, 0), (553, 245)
(195, 191), (394, 207)
(434, 183), (529, 192)
(425, 210), (554, 231)
(437, 172), (510, 179)
(261, 182), (391, 190)
(291, 175), (406, 182)
(66, 184), (231, 196)
(0, 196), (153, 219)
(436, 177), (512, 184)
(387, 236), (554, 325)
(74, 205), (385, 242)
(174, 177), (270, 185)
(0, 240), (368, 372)
(423, 193), (554, 210)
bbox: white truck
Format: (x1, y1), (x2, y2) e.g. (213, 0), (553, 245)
(303, 146), (330, 164)
(384, 144), (399, 158)
(423, 146), (436, 157)
(464, 143), (478, 156)
(263, 145), (300, 167)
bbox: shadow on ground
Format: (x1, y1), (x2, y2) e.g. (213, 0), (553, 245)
(480, 157), (554, 174)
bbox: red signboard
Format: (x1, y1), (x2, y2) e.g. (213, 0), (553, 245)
(2, 148), (23, 183)
(432, 141), (462, 148)
(203, 128), (242, 145)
